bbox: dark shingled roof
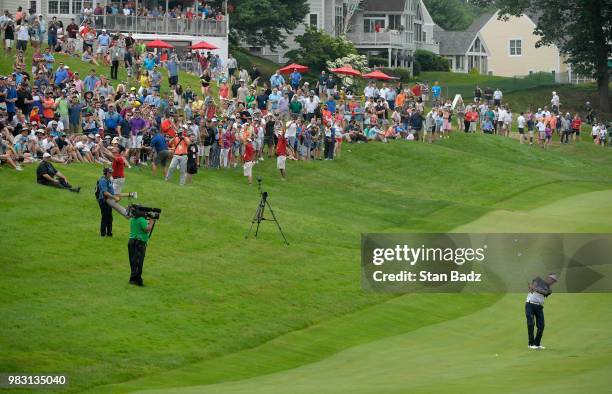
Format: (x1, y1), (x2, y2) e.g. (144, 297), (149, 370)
(363, 0), (405, 12)
(467, 12), (496, 32)
(435, 30), (479, 55)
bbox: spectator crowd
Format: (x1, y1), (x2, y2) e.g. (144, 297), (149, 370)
(0, 5), (608, 188)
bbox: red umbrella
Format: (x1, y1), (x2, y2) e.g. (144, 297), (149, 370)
(330, 66), (362, 77)
(279, 63), (310, 74)
(146, 40), (174, 49)
(362, 70), (396, 81)
(189, 41), (218, 50)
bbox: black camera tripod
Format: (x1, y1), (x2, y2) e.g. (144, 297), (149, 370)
(245, 178), (289, 245)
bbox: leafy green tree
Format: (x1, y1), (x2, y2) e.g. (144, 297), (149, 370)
(423, 0), (475, 30)
(474, 0), (612, 111)
(213, 0), (309, 50)
(286, 28), (358, 73)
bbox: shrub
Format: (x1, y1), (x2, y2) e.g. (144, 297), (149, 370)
(379, 67), (412, 82)
(414, 50), (449, 72)
(413, 60), (422, 76)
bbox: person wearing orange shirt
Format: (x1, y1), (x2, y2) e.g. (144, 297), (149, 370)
(165, 128), (191, 186)
(42, 92), (56, 123)
(395, 90), (406, 109)
(219, 81), (229, 102)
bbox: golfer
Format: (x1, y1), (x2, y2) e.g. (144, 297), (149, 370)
(525, 273), (558, 349)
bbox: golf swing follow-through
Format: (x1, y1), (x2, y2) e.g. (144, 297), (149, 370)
(525, 273), (558, 350)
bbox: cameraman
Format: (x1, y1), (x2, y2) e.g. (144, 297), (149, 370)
(128, 209), (155, 286)
(525, 273), (558, 350)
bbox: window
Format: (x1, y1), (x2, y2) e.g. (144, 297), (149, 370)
(29, 1), (37, 13)
(49, 0), (80, 14)
(364, 14), (385, 33)
(389, 14), (401, 30)
(455, 55), (463, 70)
(509, 39), (522, 56)
(335, 5), (343, 35)
(471, 37), (481, 53)
(72, 0), (83, 14)
(309, 13), (318, 28)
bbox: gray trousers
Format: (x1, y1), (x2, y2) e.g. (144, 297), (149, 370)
(166, 154), (187, 185)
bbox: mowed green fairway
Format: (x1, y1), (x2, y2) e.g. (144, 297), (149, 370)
(2, 133), (612, 393)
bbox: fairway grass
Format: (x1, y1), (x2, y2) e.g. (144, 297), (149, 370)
(2, 133), (612, 393)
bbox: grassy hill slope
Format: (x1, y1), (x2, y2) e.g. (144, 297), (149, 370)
(2, 133), (612, 392)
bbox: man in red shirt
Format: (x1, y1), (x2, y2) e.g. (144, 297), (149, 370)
(276, 130), (287, 180)
(111, 147), (131, 193)
(160, 113), (177, 138)
(571, 114), (582, 142)
(411, 83), (421, 99)
(243, 137), (255, 184)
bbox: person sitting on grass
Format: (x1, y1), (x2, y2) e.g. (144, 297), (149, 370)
(36, 152), (80, 192)
(81, 46), (99, 66)
(1, 133), (23, 171)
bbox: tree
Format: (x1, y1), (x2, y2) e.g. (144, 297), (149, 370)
(423, 0), (475, 30)
(214, 0), (309, 50)
(286, 28), (358, 73)
(327, 54), (370, 87)
(474, 0), (612, 111)
(342, 0), (364, 35)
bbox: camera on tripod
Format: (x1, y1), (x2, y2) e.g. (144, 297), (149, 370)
(129, 204), (162, 220)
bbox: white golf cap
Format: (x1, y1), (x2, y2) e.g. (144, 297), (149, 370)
(43, 152), (51, 158)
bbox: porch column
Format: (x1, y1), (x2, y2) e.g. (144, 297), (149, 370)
(165, 0), (169, 34)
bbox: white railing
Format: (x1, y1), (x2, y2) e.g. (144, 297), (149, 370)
(347, 30), (414, 48)
(88, 14), (227, 37)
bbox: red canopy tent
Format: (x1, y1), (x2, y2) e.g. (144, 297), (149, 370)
(279, 63), (310, 74)
(330, 66), (362, 77)
(146, 40), (174, 49)
(362, 70), (396, 81)
(188, 41), (219, 50)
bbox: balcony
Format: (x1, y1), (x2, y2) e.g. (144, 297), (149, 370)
(415, 40), (440, 54)
(347, 30), (414, 49)
(101, 15), (227, 37)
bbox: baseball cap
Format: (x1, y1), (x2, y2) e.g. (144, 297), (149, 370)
(547, 273), (558, 282)
(103, 167), (112, 174)
(42, 152), (51, 158)
(112, 137), (120, 143)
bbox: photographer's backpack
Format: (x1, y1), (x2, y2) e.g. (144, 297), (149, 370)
(94, 178), (101, 200)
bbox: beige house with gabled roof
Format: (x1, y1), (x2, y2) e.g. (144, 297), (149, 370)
(468, 11), (568, 78)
